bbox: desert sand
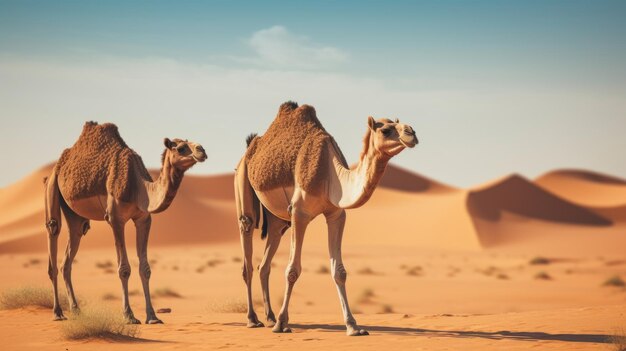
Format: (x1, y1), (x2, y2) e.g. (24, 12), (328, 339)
(1, 163), (625, 350)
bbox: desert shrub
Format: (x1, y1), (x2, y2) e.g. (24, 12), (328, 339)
(60, 306), (139, 340)
(357, 288), (375, 304)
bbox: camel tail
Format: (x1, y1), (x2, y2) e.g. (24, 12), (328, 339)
(260, 207), (268, 240)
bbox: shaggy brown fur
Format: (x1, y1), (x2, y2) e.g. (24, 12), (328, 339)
(246, 102), (346, 194)
(55, 121), (152, 202)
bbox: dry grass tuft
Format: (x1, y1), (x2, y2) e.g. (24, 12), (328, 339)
(496, 273), (509, 280)
(610, 329), (626, 351)
(379, 304), (394, 314)
(0, 286), (67, 310)
(357, 267), (377, 275)
(95, 260), (114, 269)
(102, 293), (117, 301)
(603, 276), (626, 288)
(206, 299), (247, 313)
(316, 265), (330, 274)
(232, 257), (242, 263)
(534, 271), (552, 280)
(406, 266), (423, 276)
(153, 287), (182, 298)
(529, 256), (550, 265)
(357, 288), (376, 304)
(60, 305), (139, 340)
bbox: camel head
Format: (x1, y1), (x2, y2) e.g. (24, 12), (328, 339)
(162, 138), (207, 170)
(367, 117), (418, 157)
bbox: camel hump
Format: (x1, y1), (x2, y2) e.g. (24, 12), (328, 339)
(246, 102), (330, 193)
(55, 122), (149, 202)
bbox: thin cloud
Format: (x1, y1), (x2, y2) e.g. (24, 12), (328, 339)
(241, 25), (348, 70)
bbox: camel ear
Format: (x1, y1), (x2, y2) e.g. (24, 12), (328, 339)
(368, 116), (378, 131)
(163, 138), (175, 149)
(394, 118), (399, 123)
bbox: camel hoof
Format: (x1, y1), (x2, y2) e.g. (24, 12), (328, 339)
(53, 315), (67, 321)
(265, 319), (276, 328)
(347, 328), (369, 336)
(147, 319), (164, 324)
(272, 325), (292, 333)
(247, 321), (264, 328)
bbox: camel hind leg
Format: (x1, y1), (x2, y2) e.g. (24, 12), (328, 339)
(234, 157), (263, 328)
(60, 203), (89, 313)
(44, 170), (65, 320)
(258, 210), (289, 327)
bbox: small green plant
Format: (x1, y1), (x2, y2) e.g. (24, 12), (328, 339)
(60, 306), (139, 340)
(603, 276), (626, 287)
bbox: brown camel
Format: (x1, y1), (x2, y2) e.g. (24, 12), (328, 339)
(44, 121), (206, 323)
(235, 102), (418, 336)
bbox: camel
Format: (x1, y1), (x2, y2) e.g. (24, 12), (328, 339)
(235, 102), (418, 336)
(44, 121), (206, 324)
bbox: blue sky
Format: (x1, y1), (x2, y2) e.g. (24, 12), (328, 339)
(1, 0), (625, 187)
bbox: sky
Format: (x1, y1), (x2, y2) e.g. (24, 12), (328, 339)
(0, 0), (625, 188)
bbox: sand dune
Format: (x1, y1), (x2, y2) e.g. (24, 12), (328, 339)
(536, 169), (626, 222)
(1, 163), (626, 254)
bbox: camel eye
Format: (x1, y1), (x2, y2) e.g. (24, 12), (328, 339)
(176, 145), (188, 153)
(381, 128), (392, 137)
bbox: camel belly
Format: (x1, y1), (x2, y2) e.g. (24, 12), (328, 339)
(255, 186), (294, 221)
(64, 196), (108, 221)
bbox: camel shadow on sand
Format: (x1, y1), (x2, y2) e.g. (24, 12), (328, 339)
(286, 323), (611, 344)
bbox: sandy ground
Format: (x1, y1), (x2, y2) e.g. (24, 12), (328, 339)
(1, 243), (625, 350)
(2, 163), (626, 350)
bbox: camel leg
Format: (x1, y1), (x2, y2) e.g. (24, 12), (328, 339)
(273, 208), (310, 333)
(109, 213), (139, 324)
(60, 205), (88, 313)
(326, 209), (368, 336)
(258, 213), (288, 327)
(45, 170), (65, 321)
(234, 158), (263, 328)
(134, 214), (162, 324)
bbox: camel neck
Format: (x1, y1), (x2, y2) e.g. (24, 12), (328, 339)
(332, 146), (390, 209)
(145, 158), (184, 213)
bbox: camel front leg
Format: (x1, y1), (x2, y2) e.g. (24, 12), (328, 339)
(45, 170), (64, 321)
(110, 219), (140, 324)
(134, 214), (162, 324)
(326, 209), (368, 336)
(234, 159), (263, 328)
(259, 213), (288, 327)
(273, 209), (310, 333)
(61, 208), (88, 313)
